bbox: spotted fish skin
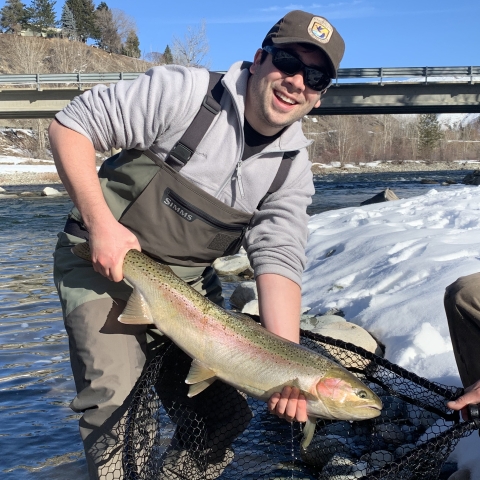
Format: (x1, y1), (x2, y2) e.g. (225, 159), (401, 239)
(72, 242), (382, 448)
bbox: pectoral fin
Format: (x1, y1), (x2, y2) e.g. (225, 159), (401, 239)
(185, 360), (217, 397)
(301, 416), (317, 450)
(118, 289), (155, 326)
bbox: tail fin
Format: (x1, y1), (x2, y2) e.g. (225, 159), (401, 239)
(71, 242), (92, 262)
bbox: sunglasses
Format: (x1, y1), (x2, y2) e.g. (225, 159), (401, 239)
(262, 45), (332, 92)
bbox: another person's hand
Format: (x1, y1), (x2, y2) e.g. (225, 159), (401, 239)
(447, 380), (480, 421)
(88, 218), (141, 282)
(268, 386), (308, 423)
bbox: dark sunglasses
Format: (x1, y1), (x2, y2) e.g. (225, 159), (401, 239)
(262, 45), (332, 92)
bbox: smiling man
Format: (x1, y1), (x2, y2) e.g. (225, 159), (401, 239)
(49, 9), (345, 480)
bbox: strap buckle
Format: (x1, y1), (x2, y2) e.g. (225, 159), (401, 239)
(169, 142), (194, 164)
(202, 93), (221, 115)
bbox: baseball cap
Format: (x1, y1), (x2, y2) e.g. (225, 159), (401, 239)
(262, 10), (345, 78)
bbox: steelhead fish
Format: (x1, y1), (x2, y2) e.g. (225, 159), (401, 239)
(72, 243), (382, 448)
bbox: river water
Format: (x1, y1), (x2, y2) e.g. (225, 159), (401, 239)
(0, 170), (468, 479)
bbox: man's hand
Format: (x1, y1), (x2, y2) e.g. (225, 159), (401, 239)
(256, 274), (308, 423)
(447, 380), (480, 421)
(268, 386), (308, 423)
(88, 217), (141, 282)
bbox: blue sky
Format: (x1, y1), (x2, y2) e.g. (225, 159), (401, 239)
(62, 0), (480, 71)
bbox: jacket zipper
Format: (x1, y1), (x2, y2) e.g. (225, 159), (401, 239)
(235, 160), (245, 198)
(166, 189), (245, 232)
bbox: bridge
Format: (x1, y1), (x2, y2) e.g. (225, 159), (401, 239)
(0, 67), (479, 118)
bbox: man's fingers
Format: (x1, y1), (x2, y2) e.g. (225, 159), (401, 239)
(267, 392), (281, 412)
(268, 386), (308, 423)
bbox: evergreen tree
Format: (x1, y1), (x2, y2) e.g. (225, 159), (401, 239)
(163, 44), (173, 64)
(0, 0), (28, 34)
(66, 0), (97, 42)
(418, 114), (443, 159)
(122, 29), (140, 58)
(94, 2), (121, 53)
(28, 0), (56, 34)
(60, 3), (77, 39)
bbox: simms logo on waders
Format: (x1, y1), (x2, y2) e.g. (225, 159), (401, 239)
(162, 190), (197, 222)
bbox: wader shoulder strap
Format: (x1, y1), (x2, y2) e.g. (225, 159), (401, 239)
(257, 150), (298, 210)
(165, 72), (224, 171)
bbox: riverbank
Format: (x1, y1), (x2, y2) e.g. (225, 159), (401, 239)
(312, 160), (480, 176)
(0, 160), (479, 186)
(0, 171), (61, 186)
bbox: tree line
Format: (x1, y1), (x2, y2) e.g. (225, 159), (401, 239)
(305, 113), (480, 166)
(0, 0), (210, 66)
(0, 0), (141, 57)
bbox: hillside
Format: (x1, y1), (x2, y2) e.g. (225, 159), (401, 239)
(0, 34), (155, 161)
(0, 34), (152, 75)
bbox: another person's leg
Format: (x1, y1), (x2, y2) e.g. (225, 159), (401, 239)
(445, 273), (480, 387)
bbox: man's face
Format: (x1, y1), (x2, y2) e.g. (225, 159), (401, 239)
(245, 43), (328, 136)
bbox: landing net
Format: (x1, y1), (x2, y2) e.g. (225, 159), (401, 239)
(117, 331), (478, 480)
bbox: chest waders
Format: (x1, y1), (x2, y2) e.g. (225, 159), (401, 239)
(57, 72), (300, 479)
(65, 71), (297, 268)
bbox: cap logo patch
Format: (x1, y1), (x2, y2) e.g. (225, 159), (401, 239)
(308, 17), (333, 44)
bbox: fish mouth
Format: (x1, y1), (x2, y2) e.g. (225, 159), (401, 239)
(357, 404), (382, 411)
(355, 405), (382, 414)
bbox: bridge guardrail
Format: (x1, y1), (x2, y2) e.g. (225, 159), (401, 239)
(335, 66), (480, 85)
(0, 72), (142, 88)
(0, 66), (478, 89)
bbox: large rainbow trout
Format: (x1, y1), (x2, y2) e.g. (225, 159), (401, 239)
(72, 243), (382, 448)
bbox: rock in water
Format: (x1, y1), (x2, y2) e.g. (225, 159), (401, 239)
(41, 187), (61, 196)
(462, 170), (480, 186)
(360, 188), (399, 206)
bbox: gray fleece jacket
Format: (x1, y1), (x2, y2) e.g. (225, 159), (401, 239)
(55, 61), (315, 286)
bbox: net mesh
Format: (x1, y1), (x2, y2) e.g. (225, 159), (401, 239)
(110, 331), (479, 480)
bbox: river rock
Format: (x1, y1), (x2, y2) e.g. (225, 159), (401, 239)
(0, 193), (18, 198)
(420, 178), (439, 184)
(213, 254), (253, 277)
(367, 450), (394, 469)
(448, 469), (471, 480)
(310, 320), (383, 356)
(20, 191), (35, 196)
(241, 299), (259, 316)
(462, 170), (480, 185)
(301, 435), (352, 468)
(360, 188), (399, 206)
(301, 314), (346, 331)
(41, 187), (62, 196)
(229, 282), (257, 311)
(0, 187), (6, 192)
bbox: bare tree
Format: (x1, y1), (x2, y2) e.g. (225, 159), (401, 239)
(172, 20), (210, 68)
(45, 37), (90, 73)
(144, 50), (164, 65)
(327, 116), (361, 165)
(111, 8), (136, 44)
(10, 35), (48, 73)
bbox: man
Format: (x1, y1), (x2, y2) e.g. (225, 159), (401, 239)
(49, 10), (345, 479)
(444, 275), (480, 418)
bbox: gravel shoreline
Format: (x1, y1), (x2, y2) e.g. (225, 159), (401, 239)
(0, 172), (62, 186)
(0, 161), (477, 187)
(312, 161), (478, 176)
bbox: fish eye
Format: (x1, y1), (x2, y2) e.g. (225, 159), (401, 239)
(356, 390), (368, 399)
